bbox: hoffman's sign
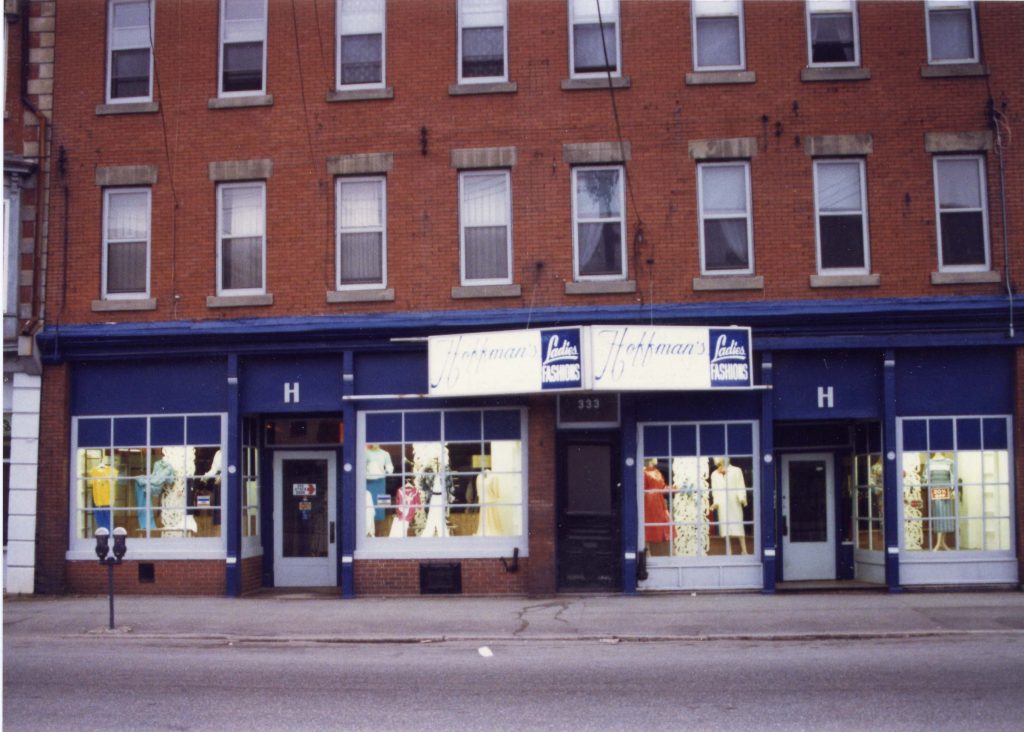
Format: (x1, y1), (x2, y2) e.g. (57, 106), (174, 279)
(428, 325), (752, 397)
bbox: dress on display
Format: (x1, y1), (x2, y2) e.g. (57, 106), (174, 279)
(87, 462), (117, 531)
(389, 483), (422, 538)
(643, 466), (673, 543)
(710, 464), (747, 538)
(475, 471), (506, 537)
(902, 463), (924, 550)
(365, 446), (394, 522)
(157, 447), (198, 536)
(671, 458), (709, 556)
(927, 455), (955, 533)
(134, 458), (176, 530)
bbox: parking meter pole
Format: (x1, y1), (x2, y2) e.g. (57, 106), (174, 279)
(107, 561), (116, 630)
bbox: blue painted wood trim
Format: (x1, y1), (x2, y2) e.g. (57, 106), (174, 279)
(225, 354), (242, 597)
(340, 351), (356, 599)
(620, 395), (638, 595)
(760, 352), (777, 593)
(882, 349), (902, 592)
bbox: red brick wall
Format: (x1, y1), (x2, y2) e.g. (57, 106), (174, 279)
(526, 395), (557, 595)
(45, 1), (1024, 326)
(66, 560), (225, 595)
(354, 557), (529, 596)
(241, 555), (264, 595)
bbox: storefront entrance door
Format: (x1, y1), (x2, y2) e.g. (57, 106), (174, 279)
(273, 451), (337, 587)
(557, 433), (622, 591)
(782, 454), (836, 581)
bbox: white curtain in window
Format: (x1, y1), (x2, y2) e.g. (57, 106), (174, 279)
(220, 185), (264, 238)
(576, 169), (622, 274)
(223, 0), (264, 41)
(339, 180), (382, 227)
(340, 0), (384, 34)
(106, 191), (148, 294)
(462, 0), (505, 28)
(937, 159), (981, 208)
(463, 173), (508, 281)
(702, 165), (746, 214)
(928, 7), (974, 60)
(338, 180), (384, 284)
(573, 0), (617, 24)
(107, 191), (149, 240)
(112, 1), (151, 48)
(817, 162), (861, 212)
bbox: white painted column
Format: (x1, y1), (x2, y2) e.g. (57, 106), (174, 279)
(5, 372), (41, 594)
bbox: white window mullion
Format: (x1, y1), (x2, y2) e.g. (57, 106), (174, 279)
(336, 176), (387, 290)
(219, 0), (267, 96)
(569, 0), (620, 78)
(217, 181), (267, 295)
(107, 0), (154, 103)
(337, 0), (386, 89)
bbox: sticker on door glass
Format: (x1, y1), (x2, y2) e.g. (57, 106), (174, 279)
(293, 483), (317, 496)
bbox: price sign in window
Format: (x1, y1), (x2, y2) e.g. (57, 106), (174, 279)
(557, 394), (620, 429)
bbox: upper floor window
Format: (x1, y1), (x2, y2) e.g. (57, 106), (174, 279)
(569, 0), (620, 78)
(933, 155), (989, 271)
(337, 0), (385, 88)
(336, 177), (386, 290)
(925, 0), (978, 64)
(692, 0), (745, 71)
(814, 159), (869, 274)
(806, 0), (860, 67)
(458, 0), (507, 83)
(102, 187), (151, 299)
(698, 162), (753, 275)
(572, 166), (625, 280)
(217, 181), (266, 295)
(460, 170), (512, 285)
(107, 0), (153, 103)
(219, 0), (267, 96)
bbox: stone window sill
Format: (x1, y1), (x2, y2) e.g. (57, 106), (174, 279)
(326, 288), (395, 303)
(207, 294), (274, 308)
(920, 63), (988, 79)
(561, 76), (631, 91)
(207, 94), (274, 110)
(449, 81), (517, 96)
(685, 70), (756, 86)
(326, 87), (394, 103)
(451, 284), (521, 299)
(801, 67), (871, 82)
(91, 298), (157, 312)
(692, 275), (764, 292)
(95, 101), (159, 116)
(930, 270), (1001, 285)
(810, 273), (880, 288)
(564, 280), (636, 295)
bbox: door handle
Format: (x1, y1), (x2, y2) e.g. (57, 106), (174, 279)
(329, 521), (336, 544)
(781, 516), (788, 537)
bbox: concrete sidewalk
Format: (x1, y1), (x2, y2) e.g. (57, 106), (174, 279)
(5, 590), (1024, 644)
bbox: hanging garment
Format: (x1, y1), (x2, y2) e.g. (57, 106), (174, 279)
(643, 466), (673, 543)
(421, 489), (449, 538)
(927, 456), (955, 534)
(710, 464), (747, 538)
(159, 472), (199, 536)
(390, 483), (422, 537)
(88, 463), (117, 532)
(135, 458), (177, 531)
(903, 467), (924, 551)
(475, 472), (506, 537)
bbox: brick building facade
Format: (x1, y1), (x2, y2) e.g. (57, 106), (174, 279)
(23, 0), (1024, 596)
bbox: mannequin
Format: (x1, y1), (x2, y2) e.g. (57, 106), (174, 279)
(365, 444), (394, 532)
(157, 446), (198, 537)
(902, 459), (924, 551)
(389, 482), (422, 537)
(475, 470), (505, 537)
(710, 457), (748, 555)
(87, 457), (117, 532)
(642, 459), (672, 554)
(671, 457), (709, 556)
(135, 452), (176, 531)
(414, 443), (450, 538)
(927, 452), (955, 550)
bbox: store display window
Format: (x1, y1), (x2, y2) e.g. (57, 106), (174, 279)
(241, 417), (261, 556)
(72, 414), (225, 546)
(900, 416), (1013, 553)
(853, 422), (883, 552)
(359, 408), (525, 552)
(640, 421), (757, 558)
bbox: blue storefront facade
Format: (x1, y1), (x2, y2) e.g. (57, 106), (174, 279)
(37, 295), (1023, 596)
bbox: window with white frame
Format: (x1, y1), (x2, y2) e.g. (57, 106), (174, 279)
(241, 417), (261, 555)
(217, 181), (266, 294)
(852, 422), (884, 553)
(806, 0), (860, 66)
(460, 170), (511, 284)
(219, 0), (267, 95)
(459, 0), (507, 83)
(925, 0), (978, 64)
(102, 187), (151, 298)
(692, 0), (745, 71)
(336, 176), (386, 289)
(640, 421), (757, 559)
(569, 0), (619, 77)
(933, 156), (989, 270)
(572, 166), (625, 280)
(900, 416), (1013, 553)
(698, 162), (753, 274)
(71, 414), (225, 552)
(359, 409), (527, 555)
(107, 0), (153, 102)
(337, 0), (385, 88)
(814, 159), (869, 273)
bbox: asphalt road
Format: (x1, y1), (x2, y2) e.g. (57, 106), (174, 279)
(5, 634), (1024, 731)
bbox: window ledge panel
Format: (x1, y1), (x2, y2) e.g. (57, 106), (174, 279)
(326, 288), (395, 303)
(91, 298), (157, 312)
(810, 274), (880, 288)
(326, 87), (394, 103)
(930, 270), (1002, 285)
(565, 280), (636, 295)
(448, 81), (517, 96)
(95, 101), (159, 116)
(561, 76), (631, 91)
(801, 67), (871, 82)
(920, 63), (989, 78)
(207, 294), (274, 308)
(685, 70), (756, 86)
(692, 275), (764, 291)
(451, 284), (521, 299)
(207, 94), (274, 110)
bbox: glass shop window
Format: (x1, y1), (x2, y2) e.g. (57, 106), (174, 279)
(900, 416), (1013, 553)
(241, 417), (261, 546)
(265, 417), (344, 446)
(74, 414), (225, 541)
(361, 409), (524, 542)
(852, 422), (883, 552)
(641, 421), (756, 559)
